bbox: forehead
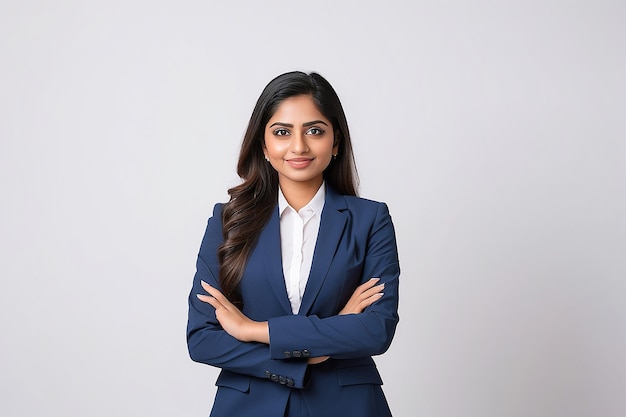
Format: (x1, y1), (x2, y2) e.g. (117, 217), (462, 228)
(268, 95), (328, 123)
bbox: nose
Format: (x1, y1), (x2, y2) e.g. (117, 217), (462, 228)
(291, 132), (309, 154)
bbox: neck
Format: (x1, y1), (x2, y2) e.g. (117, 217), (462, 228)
(279, 178), (323, 211)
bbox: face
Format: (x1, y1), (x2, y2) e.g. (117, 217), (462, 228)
(263, 94), (338, 191)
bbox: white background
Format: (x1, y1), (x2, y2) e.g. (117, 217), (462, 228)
(1, 1), (625, 416)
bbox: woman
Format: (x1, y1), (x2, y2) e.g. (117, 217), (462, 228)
(187, 71), (400, 417)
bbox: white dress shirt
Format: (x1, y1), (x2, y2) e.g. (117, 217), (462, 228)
(278, 182), (326, 314)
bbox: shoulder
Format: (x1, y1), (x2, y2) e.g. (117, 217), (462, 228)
(336, 194), (397, 252)
(211, 202), (225, 218)
(203, 202), (226, 240)
(330, 193), (394, 231)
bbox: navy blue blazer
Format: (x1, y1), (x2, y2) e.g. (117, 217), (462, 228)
(187, 186), (400, 417)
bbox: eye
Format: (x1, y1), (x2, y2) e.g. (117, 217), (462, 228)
(273, 128), (290, 136)
(306, 127), (325, 135)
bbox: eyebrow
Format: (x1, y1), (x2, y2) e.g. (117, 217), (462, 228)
(269, 120), (329, 128)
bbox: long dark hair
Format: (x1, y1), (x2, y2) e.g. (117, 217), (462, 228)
(218, 71), (358, 307)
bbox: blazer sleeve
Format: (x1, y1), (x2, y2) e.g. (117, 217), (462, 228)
(267, 202), (400, 360)
(187, 203), (309, 388)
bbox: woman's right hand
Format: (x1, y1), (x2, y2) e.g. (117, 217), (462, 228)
(339, 277), (384, 315)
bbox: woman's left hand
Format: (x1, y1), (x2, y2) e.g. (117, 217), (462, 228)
(197, 281), (269, 343)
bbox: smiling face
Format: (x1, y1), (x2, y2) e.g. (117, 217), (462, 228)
(263, 94), (338, 194)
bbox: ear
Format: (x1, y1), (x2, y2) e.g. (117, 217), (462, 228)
(333, 130), (340, 154)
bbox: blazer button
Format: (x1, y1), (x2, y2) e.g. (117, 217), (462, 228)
(287, 378), (294, 387)
(279, 376), (287, 385)
(283, 351), (292, 359)
(302, 349), (311, 358)
(292, 350), (302, 358)
(270, 374), (279, 382)
(264, 370), (271, 378)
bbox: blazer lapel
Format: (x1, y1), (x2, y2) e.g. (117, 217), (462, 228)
(259, 207), (293, 315)
(298, 188), (348, 315)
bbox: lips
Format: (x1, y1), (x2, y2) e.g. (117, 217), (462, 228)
(286, 157), (314, 168)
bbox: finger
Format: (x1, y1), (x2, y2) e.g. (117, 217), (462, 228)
(352, 283), (384, 304)
(358, 292), (384, 310)
(361, 277), (380, 289)
(196, 293), (222, 309)
(200, 280), (214, 293)
(200, 281), (231, 305)
(361, 283), (385, 299)
(353, 278), (380, 295)
(200, 280), (219, 294)
(359, 292), (384, 308)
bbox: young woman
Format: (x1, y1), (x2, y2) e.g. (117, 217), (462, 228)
(187, 71), (400, 417)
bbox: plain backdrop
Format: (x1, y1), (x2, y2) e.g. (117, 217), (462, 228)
(1, 1), (625, 416)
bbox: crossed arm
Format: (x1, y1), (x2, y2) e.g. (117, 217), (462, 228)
(196, 277), (385, 364)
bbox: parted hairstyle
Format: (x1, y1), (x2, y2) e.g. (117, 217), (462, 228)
(218, 71), (359, 307)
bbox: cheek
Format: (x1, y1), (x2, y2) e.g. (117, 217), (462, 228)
(265, 139), (289, 157)
(267, 143), (289, 158)
(318, 142), (335, 158)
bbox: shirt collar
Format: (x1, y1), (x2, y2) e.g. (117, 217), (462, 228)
(278, 182), (326, 218)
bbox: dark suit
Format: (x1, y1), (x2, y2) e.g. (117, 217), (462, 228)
(187, 186), (400, 416)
